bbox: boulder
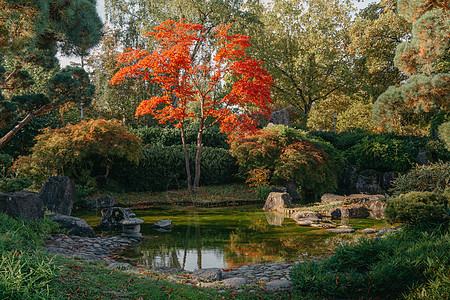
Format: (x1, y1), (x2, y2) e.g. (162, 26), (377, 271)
(0, 191), (45, 220)
(263, 192), (291, 211)
(330, 204), (370, 219)
(152, 220), (172, 231)
(192, 268), (223, 281)
(345, 194), (386, 211)
(321, 194), (345, 205)
(50, 214), (95, 237)
(283, 181), (301, 202)
(97, 207), (136, 229)
(39, 176), (76, 215)
(356, 169), (385, 194)
(78, 195), (118, 209)
(268, 109), (291, 127)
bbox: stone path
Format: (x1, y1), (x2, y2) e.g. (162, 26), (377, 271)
(44, 234), (131, 262)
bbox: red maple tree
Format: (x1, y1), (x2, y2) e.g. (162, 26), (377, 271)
(110, 20), (273, 194)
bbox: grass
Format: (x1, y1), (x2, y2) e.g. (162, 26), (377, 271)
(92, 184), (260, 207)
(50, 258), (293, 300)
(290, 224), (450, 299)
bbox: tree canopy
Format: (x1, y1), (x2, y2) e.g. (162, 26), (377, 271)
(373, 0), (450, 132)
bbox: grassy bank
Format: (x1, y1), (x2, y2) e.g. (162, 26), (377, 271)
(81, 184), (262, 208)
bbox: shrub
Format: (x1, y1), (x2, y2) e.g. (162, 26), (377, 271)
(438, 121), (450, 151)
(391, 162), (450, 195)
(129, 124), (229, 149)
(291, 227), (450, 299)
(347, 135), (414, 172)
(229, 125), (339, 201)
(13, 119), (143, 187)
(108, 145), (237, 192)
(0, 178), (32, 193)
(385, 191), (449, 226)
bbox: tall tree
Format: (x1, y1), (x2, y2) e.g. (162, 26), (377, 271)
(86, 29), (160, 126)
(0, 0), (102, 149)
(373, 0), (450, 132)
(110, 20), (273, 194)
(246, 0), (354, 123)
(348, 0), (410, 100)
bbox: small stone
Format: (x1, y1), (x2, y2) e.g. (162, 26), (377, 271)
(222, 277), (249, 288)
(107, 262), (132, 269)
(266, 279), (293, 291)
(199, 282), (217, 288)
(192, 268), (222, 281)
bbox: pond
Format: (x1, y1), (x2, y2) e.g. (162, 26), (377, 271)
(73, 205), (388, 271)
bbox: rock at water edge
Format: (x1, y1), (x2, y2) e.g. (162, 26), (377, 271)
(192, 268), (223, 281)
(263, 192), (291, 211)
(39, 176), (76, 216)
(50, 214), (95, 237)
(0, 191), (45, 220)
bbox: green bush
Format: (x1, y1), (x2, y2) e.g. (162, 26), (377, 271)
(291, 227), (450, 299)
(0, 178), (32, 193)
(108, 145), (237, 192)
(391, 162), (450, 195)
(230, 125), (339, 201)
(347, 135), (414, 172)
(129, 124), (229, 149)
(385, 191), (449, 226)
(13, 119), (143, 187)
(438, 121), (450, 151)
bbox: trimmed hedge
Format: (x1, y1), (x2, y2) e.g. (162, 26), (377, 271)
(107, 145), (237, 192)
(129, 124), (229, 149)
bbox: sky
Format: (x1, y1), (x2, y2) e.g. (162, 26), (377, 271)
(58, 0), (376, 67)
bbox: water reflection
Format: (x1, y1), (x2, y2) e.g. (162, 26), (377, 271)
(76, 206), (387, 271)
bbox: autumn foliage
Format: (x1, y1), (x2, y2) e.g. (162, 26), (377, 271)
(110, 20), (273, 193)
(229, 125), (338, 201)
(13, 119), (142, 186)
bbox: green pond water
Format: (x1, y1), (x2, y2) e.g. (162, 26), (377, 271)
(73, 205), (388, 271)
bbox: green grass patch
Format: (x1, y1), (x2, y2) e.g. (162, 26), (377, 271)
(290, 225), (450, 299)
(50, 258), (292, 300)
(94, 184), (260, 207)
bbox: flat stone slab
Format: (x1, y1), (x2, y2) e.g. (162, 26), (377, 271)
(326, 228), (355, 234)
(265, 279), (293, 291)
(192, 268), (222, 281)
(222, 277), (249, 288)
(361, 228), (378, 234)
(121, 217), (144, 225)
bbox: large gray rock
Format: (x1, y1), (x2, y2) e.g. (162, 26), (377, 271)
(97, 207), (136, 229)
(79, 195), (118, 209)
(0, 191), (45, 220)
(192, 268), (223, 281)
(321, 194), (345, 204)
(269, 109), (291, 127)
(50, 214), (95, 237)
(356, 169), (386, 194)
(263, 192), (291, 211)
(345, 194), (386, 211)
(330, 204), (370, 219)
(39, 176), (76, 216)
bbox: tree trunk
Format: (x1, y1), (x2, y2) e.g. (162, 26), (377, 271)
(180, 124), (193, 194)
(0, 102), (58, 149)
(193, 120), (204, 194)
